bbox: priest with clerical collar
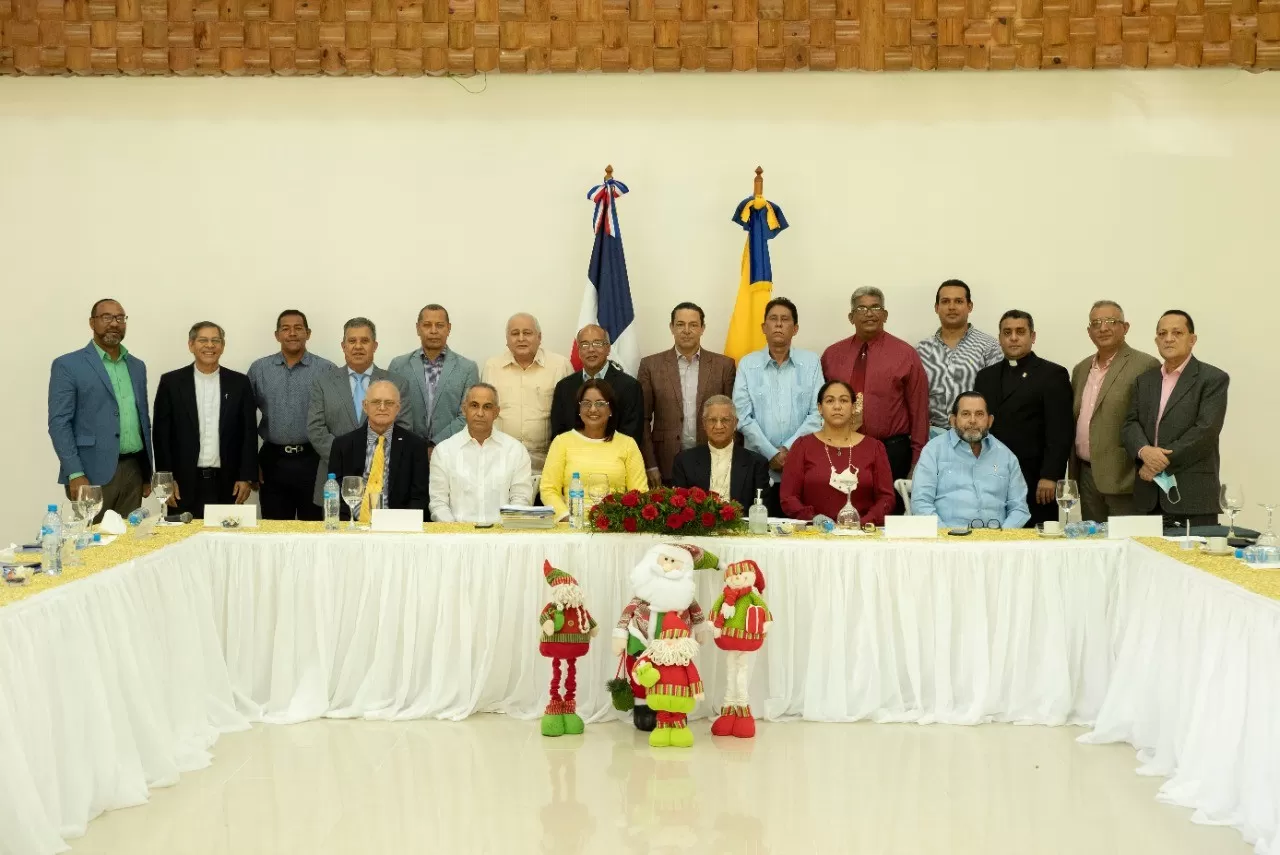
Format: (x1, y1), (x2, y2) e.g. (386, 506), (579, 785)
(973, 310), (1074, 527)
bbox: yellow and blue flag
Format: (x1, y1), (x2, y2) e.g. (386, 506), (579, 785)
(723, 195), (789, 362)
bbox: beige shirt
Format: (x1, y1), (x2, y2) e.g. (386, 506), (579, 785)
(709, 441), (733, 499)
(481, 347), (573, 471)
(677, 349), (700, 450)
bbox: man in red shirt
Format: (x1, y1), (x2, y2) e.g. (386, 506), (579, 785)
(820, 287), (929, 509)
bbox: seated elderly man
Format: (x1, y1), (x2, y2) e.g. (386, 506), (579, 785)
(328, 379), (431, 520)
(429, 382), (534, 523)
(910, 390), (1030, 529)
(669, 395), (770, 509)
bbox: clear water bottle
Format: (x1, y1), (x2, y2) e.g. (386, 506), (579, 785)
(749, 488), (769, 535)
(41, 504), (63, 577)
(323, 473), (340, 530)
(568, 472), (585, 530)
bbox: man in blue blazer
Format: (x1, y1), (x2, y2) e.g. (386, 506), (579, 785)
(48, 298), (154, 518)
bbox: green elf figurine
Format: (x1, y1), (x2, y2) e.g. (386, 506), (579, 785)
(631, 612), (704, 748)
(539, 561), (599, 737)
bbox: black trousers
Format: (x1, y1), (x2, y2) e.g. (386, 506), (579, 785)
(881, 434), (912, 515)
(259, 443), (324, 521)
(177, 467), (234, 521)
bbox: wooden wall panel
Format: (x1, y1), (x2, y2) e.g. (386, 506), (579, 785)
(1, 0), (1276, 71)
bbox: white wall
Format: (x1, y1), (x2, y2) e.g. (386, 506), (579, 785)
(2, 71), (1276, 543)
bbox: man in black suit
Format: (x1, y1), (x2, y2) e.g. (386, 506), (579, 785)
(328, 380), (430, 520)
(152, 321), (257, 520)
(974, 310), (1074, 526)
(670, 395), (770, 509)
(550, 325), (644, 442)
(1122, 309), (1229, 527)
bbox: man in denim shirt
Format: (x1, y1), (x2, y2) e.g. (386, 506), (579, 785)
(910, 390), (1030, 529)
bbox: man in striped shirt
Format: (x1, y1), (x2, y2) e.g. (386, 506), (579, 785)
(915, 279), (1003, 438)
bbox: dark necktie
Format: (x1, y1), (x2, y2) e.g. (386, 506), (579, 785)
(850, 341), (869, 396)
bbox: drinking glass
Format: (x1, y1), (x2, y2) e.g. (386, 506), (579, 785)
(1256, 503), (1278, 547)
(836, 491), (862, 530)
(341, 476), (364, 530)
(77, 484), (104, 526)
(586, 473), (610, 510)
(1220, 483), (1245, 539)
(1055, 479), (1079, 517)
(151, 472), (175, 508)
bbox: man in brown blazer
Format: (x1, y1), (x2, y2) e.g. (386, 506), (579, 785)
(1069, 300), (1160, 521)
(637, 302), (737, 485)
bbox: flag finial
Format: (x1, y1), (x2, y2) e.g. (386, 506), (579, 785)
(754, 166), (763, 197)
(605, 164), (614, 180)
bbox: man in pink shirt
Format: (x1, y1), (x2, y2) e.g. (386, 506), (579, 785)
(1122, 310), (1229, 527)
(1069, 300), (1159, 522)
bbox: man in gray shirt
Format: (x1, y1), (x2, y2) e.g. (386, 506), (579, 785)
(247, 310), (335, 520)
(915, 279), (1003, 437)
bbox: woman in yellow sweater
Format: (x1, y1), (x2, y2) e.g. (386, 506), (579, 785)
(541, 379), (649, 519)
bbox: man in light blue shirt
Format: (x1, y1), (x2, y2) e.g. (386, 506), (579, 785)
(732, 297), (823, 516)
(911, 390), (1030, 529)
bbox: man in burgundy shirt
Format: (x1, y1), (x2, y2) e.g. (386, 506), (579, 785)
(820, 287), (929, 509)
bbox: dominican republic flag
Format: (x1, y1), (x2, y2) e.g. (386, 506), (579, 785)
(571, 175), (639, 374)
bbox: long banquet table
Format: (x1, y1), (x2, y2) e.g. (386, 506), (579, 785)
(1, 524), (1278, 855)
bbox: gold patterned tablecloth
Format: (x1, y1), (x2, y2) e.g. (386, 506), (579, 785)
(3, 522), (1276, 609)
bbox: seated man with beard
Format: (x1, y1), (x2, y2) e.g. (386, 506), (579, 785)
(613, 543), (714, 732)
(910, 390), (1030, 529)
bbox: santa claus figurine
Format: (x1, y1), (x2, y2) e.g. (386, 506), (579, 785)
(709, 559), (772, 739)
(632, 612), (704, 748)
(539, 560), (598, 737)
(610, 543), (716, 732)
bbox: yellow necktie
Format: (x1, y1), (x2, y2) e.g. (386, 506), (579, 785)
(360, 435), (385, 523)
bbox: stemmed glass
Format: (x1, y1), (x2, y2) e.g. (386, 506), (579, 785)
(77, 484), (103, 527)
(60, 502), (87, 566)
(835, 490), (861, 530)
(151, 472), (174, 510)
(341, 476), (364, 530)
(586, 473), (609, 511)
(1056, 479), (1079, 522)
(1220, 483), (1245, 539)
(1256, 503), (1278, 547)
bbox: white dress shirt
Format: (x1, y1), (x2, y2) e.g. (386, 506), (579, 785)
(194, 367), (222, 468)
(429, 428), (534, 523)
(709, 441), (733, 499)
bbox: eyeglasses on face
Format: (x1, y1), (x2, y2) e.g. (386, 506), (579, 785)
(193, 337), (224, 346)
(577, 340), (608, 351)
(969, 519), (1002, 530)
(466, 402), (498, 412)
(703, 417), (735, 427)
(93, 314), (128, 324)
(1088, 318), (1123, 329)
(852, 305), (885, 315)
(578, 400), (610, 411)
(366, 399), (398, 410)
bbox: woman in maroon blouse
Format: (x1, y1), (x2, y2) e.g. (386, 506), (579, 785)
(780, 380), (896, 525)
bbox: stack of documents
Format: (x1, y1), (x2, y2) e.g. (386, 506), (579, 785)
(499, 505), (557, 529)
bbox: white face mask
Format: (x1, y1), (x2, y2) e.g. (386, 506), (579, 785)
(829, 466), (859, 495)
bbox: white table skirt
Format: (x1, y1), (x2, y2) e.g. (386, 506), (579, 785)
(0, 533), (1277, 854)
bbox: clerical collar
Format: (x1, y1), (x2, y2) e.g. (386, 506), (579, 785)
(1007, 358), (1018, 367)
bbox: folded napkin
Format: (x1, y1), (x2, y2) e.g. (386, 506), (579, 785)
(100, 510), (128, 535)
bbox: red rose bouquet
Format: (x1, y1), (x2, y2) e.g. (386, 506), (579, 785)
(588, 487), (744, 534)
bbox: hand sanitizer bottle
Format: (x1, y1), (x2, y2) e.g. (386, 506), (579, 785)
(749, 488), (769, 535)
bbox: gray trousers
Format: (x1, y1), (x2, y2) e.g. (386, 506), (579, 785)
(1078, 461), (1136, 523)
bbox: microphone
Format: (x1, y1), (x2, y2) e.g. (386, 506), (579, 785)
(164, 512), (194, 524)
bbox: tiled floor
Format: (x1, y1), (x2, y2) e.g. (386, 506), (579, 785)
(68, 716), (1251, 855)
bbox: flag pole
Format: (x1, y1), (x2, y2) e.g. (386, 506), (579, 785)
(754, 166), (763, 197)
